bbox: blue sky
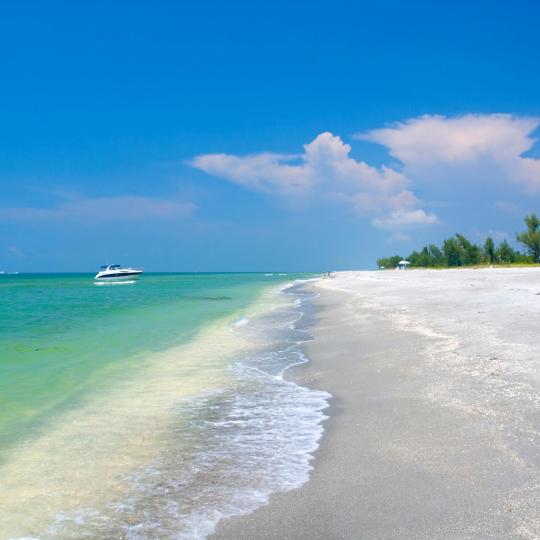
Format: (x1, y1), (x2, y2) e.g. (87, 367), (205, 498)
(1, 0), (539, 271)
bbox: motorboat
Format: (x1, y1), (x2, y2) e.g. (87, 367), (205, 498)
(95, 264), (143, 281)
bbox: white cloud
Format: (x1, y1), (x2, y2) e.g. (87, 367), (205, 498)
(190, 152), (310, 195)
(371, 209), (438, 230)
(0, 195), (196, 223)
(191, 132), (434, 226)
(390, 232), (412, 243)
(358, 114), (540, 191)
(192, 114), (540, 233)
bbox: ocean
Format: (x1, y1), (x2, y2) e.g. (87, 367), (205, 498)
(0, 272), (329, 539)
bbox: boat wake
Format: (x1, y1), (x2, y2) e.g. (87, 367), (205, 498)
(94, 280), (137, 286)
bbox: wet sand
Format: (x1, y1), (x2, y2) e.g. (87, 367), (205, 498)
(212, 269), (540, 539)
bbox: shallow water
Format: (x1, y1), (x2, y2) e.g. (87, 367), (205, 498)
(0, 273), (329, 539)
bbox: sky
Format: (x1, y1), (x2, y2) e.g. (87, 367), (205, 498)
(1, 0), (539, 272)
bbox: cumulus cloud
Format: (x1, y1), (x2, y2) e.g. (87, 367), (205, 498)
(0, 195), (196, 223)
(358, 113), (540, 191)
(371, 209), (438, 230)
(190, 152), (311, 196)
(191, 132), (432, 226)
(192, 114), (540, 232)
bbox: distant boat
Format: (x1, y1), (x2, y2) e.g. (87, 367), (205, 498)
(95, 264), (143, 281)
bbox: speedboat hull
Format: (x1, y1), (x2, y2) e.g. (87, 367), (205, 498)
(95, 271), (142, 281)
(94, 265), (143, 281)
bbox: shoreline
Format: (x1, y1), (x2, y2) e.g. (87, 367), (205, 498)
(0, 276), (326, 539)
(212, 269), (540, 539)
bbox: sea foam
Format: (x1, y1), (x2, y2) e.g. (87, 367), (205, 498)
(40, 282), (329, 539)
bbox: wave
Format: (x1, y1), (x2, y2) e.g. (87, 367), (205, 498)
(3, 282), (329, 539)
(231, 316), (249, 328)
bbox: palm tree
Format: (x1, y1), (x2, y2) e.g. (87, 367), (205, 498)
(516, 213), (540, 263)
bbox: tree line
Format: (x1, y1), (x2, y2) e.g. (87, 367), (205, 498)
(377, 213), (540, 269)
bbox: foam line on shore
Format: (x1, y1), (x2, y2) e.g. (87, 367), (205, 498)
(1, 281), (330, 540)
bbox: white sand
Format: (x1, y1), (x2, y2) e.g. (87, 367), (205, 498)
(213, 268), (540, 539)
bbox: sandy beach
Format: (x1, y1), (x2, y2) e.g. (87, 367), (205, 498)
(213, 268), (540, 539)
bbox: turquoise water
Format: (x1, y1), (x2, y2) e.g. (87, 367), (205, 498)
(0, 272), (328, 539)
(0, 273), (299, 451)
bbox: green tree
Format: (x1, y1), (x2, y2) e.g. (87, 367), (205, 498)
(408, 250), (421, 267)
(483, 237), (495, 264)
(443, 237), (462, 266)
(516, 213), (540, 263)
(495, 240), (517, 263)
(455, 234), (481, 265)
(376, 255), (402, 269)
(427, 244), (444, 266)
(409, 247), (432, 267)
(375, 213), (540, 267)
